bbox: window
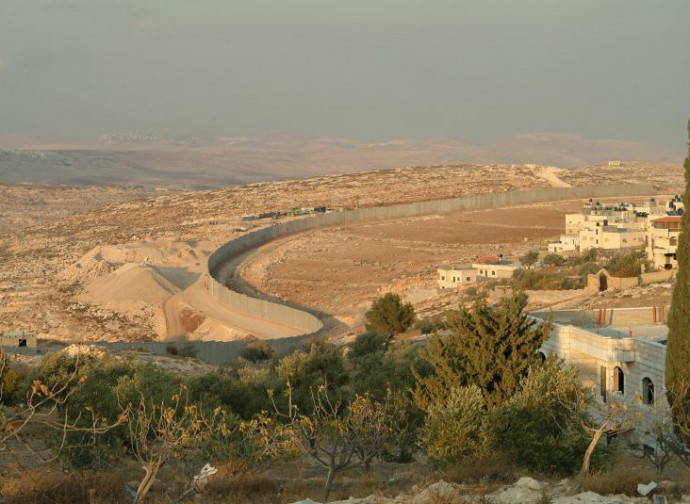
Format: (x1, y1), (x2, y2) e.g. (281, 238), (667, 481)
(600, 366), (607, 402)
(614, 366), (625, 395)
(642, 377), (654, 405)
(466, 277), (471, 282)
(441, 276), (445, 281)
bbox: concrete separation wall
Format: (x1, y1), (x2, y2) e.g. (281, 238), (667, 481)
(207, 184), (655, 337)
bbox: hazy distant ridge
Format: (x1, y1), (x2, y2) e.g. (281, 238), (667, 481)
(0, 132), (681, 188)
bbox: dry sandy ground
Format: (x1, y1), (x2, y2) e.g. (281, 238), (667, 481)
(0, 184), (155, 234)
(236, 199), (631, 329)
(0, 162), (680, 343)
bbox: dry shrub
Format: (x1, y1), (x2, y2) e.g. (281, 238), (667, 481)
(206, 460), (278, 502)
(442, 455), (516, 487)
(1, 470), (125, 504)
(582, 465), (650, 496)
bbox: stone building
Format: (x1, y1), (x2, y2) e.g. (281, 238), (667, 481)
(533, 307), (669, 444)
(437, 267), (477, 289)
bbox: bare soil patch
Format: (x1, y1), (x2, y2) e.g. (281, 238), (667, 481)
(238, 200), (588, 321)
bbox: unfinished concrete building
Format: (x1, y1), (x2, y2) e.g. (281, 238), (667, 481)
(533, 307), (669, 443)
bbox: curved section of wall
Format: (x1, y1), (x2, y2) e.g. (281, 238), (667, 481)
(207, 184), (655, 336)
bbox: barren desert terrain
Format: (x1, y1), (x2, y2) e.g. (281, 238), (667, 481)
(0, 161), (681, 343)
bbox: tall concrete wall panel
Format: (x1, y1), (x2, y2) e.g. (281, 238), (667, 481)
(207, 184), (654, 336)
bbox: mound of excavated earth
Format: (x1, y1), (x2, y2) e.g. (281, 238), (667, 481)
(80, 263), (179, 305)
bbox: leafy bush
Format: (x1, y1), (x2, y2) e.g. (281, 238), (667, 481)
(606, 250), (650, 277)
(348, 331), (389, 361)
(489, 361), (594, 476)
(511, 268), (583, 291)
(348, 339), (425, 462)
(542, 253), (566, 266)
(239, 341), (275, 363)
(60, 360), (180, 468)
(419, 385), (488, 466)
(275, 340), (349, 414)
(31, 351), (98, 400)
(0, 368), (25, 406)
(166, 342), (199, 358)
(414, 318), (435, 335)
(578, 262), (601, 276)
(178, 342), (199, 358)
(364, 293), (415, 337)
(186, 370), (274, 420)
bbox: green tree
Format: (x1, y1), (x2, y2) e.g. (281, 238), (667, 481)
(519, 250), (539, 269)
(349, 339), (426, 462)
(419, 385), (488, 466)
(276, 340), (349, 414)
(270, 384), (395, 500)
(490, 361), (593, 475)
(667, 116), (690, 430)
(542, 253), (566, 266)
(414, 292), (551, 410)
(348, 331), (390, 361)
(364, 293), (416, 337)
(605, 250), (649, 278)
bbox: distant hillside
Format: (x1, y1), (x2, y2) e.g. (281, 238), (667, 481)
(0, 132), (682, 189)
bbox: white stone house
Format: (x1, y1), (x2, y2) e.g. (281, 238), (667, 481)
(533, 307), (669, 444)
(547, 234), (579, 254)
(438, 267), (478, 289)
(471, 256), (519, 279)
(647, 216), (681, 270)
(578, 221), (646, 251)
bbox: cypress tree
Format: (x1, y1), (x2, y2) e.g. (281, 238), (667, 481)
(666, 116), (690, 429)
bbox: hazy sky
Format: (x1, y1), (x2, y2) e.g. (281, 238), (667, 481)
(1, 0), (689, 150)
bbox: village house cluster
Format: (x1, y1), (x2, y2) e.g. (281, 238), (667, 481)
(548, 196), (684, 270)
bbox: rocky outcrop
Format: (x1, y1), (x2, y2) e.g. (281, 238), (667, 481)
(291, 477), (657, 504)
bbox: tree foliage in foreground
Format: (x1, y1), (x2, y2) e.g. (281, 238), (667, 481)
(415, 292), (551, 410)
(667, 116), (690, 433)
(419, 359), (599, 475)
(264, 384), (395, 500)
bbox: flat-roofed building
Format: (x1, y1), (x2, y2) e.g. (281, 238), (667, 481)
(547, 234), (579, 254)
(533, 307), (669, 446)
(472, 256), (519, 279)
(437, 267), (477, 289)
(647, 216), (682, 270)
(579, 220), (646, 251)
